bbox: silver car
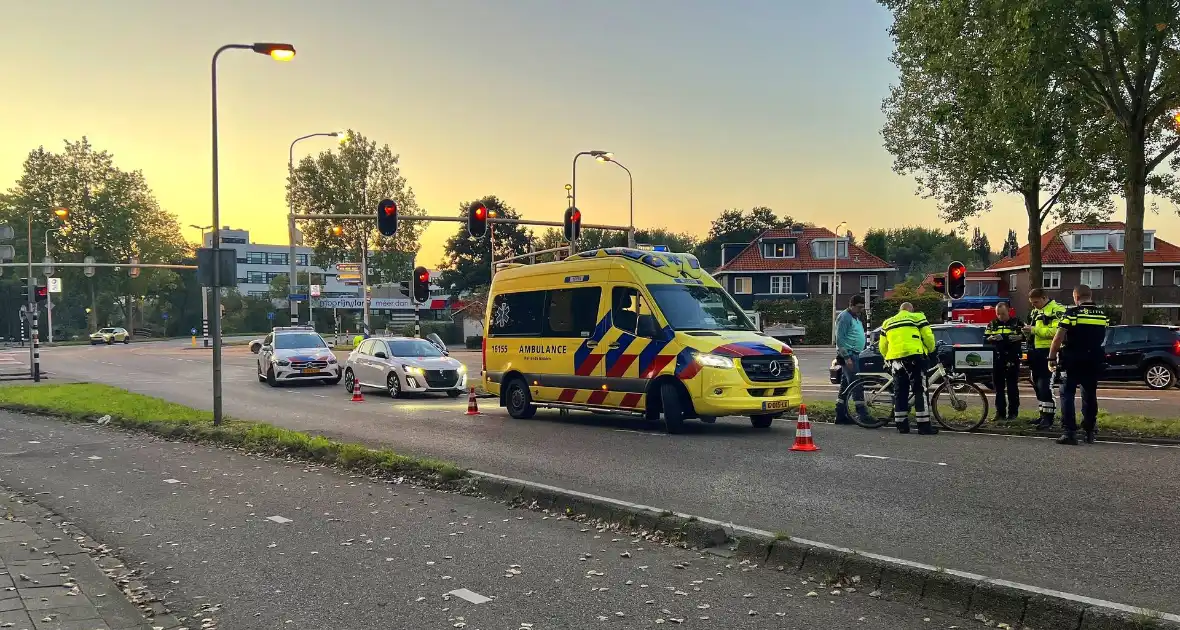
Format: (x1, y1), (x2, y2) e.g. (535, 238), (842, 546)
(343, 336), (467, 398)
(254, 327), (341, 386)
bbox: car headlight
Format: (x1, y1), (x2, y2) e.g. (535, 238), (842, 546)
(695, 353), (735, 369)
(457, 364), (467, 373)
(276, 359), (290, 366)
(404, 366), (424, 375)
(327, 357), (337, 364)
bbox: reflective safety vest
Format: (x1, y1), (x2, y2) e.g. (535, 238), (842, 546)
(1031, 300), (1066, 350)
(879, 310), (937, 361)
(985, 316), (1024, 356)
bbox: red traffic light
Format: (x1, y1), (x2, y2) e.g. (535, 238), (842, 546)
(418, 271), (429, 282)
(377, 199), (398, 237)
(571, 209), (581, 222)
(946, 261), (966, 299)
(474, 206), (486, 220)
(468, 202), (489, 238)
(384, 205), (397, 216)
(950, 265), (964, 279)
(412, 265), (430, 303)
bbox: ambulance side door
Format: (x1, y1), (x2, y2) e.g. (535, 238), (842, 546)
(547, 284), (607, 403)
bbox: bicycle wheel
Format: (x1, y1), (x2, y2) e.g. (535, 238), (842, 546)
(840, 375), (892, 429)
(931, 380), (988, 431)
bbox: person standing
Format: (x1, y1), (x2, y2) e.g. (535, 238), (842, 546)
(878, 302), (938, 434)
(985, 302), (1024, 420)
(1048, 285), (1108, 445)
(1023, 288), (1066, 429)
(835, 295), (869, 425)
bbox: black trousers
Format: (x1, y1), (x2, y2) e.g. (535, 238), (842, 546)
(1029, 348), (1055, 418)
(991, 354), (1020, 417)
(892, 355), (929, 424)
(1060, 363), (1100, 433)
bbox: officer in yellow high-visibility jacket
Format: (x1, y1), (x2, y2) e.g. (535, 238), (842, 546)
(1023, 288), (1067, 429)
(879, 303), (938, 435)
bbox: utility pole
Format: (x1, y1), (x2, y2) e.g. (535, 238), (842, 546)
(26, 213), (39, 382)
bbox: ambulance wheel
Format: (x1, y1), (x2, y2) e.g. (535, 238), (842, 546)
(505, 378), (537, 419)
(750, 414), (774, 429)
(658, 382), (687, 434)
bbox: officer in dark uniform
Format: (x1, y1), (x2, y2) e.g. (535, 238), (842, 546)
(1048, 284), (1109, 445)
(984, 302), (1024, 420)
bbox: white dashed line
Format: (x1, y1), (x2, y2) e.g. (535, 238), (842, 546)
(266, 515), (292, 524)
(854, 453), (947, 466)
(163, 479), (181, 484)
(446, 588), (491, 604)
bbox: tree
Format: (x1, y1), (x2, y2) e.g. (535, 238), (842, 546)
(865, 226), (975, 279)
(694, 207), (793, 269)
(287, 130), (427, 286)
(1040, 1), (1180, 323)
(1003, 229), (1020, 258)
(880, 0), (1113, 294)
(438, 196), (532, 297)
(970, 227), (992, 267)
(862, 230), (889, 260)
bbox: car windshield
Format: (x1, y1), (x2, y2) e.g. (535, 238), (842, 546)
(387, 340), (444, 357)
(99, 328), (116, 333)
(273, 333), (326, 350)
(646, 284), (756, 332)
(934, 327), (986, 345)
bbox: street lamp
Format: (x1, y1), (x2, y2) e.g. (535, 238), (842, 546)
(570, 150), (610, 256)
(211, 41), (295, 426)
(596, 155), (635, 247)
(44, 215), (67, 344)
(190, 224), (213, 347)
(288, 131), (342, 325)
(831, 221), (848, 346)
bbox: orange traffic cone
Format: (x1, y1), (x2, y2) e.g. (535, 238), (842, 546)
(465, 386), (480, 416)
(350, 378), (364, 403)
(789, 404), (819, 452)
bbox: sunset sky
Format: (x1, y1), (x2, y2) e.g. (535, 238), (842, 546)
(5, 0), (1180, 268)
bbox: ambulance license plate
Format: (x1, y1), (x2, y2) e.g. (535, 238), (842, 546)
(762, 400), (792, 411)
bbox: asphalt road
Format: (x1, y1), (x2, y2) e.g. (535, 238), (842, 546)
(31, 341), (1180, 613)
(0, 412), (960, 629)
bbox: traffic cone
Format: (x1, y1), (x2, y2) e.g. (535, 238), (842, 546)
(465, 386), (480, 416)
(350, 378), (364, 403)
(789, 404), (819, 452)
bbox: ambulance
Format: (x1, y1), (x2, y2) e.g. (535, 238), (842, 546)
(481, 247), (802, 433)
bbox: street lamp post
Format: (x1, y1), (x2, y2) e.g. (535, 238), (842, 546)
(211, 41), (295, 426)
(44, 227), (60, 344)
(831, 221), (848, 346)
(570, 150), (611, 256)
(287, 132), (341, 325)
(190, 224), (213, 347)
(596, 155), (635, 247)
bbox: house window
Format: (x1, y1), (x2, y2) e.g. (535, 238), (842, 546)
(246, 271), (266, 284)
(1009, 274), (1017, 293)
(264, 272), (287, 284)
(818, 274), (842, 295)
(246, 252), (266, 265)
(769, 276), (793, 294)
(733, 277), (752, 294)
(813, 240), (848, 259)
(1143, 269), (1154, 287)
(1072, 233), (1107, 251)
(267, 252), (288, 266)
(1174, 270), (1180, 286)
(1145, 233), (1156, 251)
(296, 254), (309, 266)
(1079, 269), (1103, 289)
(761, 241), (796, 258)
(859, 275), (878, 291)
(1042, 271), (1061, 289)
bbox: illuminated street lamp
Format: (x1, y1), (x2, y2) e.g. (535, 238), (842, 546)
(596, 154), (635, 247)
(288, 130), (343, 324)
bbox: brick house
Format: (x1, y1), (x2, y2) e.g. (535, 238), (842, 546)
(712, 225), (897, 310)
(986, 222), (1180, 320)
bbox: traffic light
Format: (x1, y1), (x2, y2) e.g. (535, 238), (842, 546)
(563, 206), (582, 242)
(34, 285), (47, 304)
(412, 266), (430, 303)
(931, 276), (946, 295)
(19, 277), (28, 301)
(377, 198), (398, 237)
(468, 202), (488, 239)
(129, 256), (140, 278)
(946, 261), (966, 299)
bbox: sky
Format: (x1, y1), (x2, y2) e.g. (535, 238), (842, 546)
(5, 0), (1180, 269)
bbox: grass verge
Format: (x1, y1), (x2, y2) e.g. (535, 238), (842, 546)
(0, 383), (465, 482)
(803, 400), (1180, 440)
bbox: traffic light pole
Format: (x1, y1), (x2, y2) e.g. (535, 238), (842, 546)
(414, 301), (421, 339)
(26, 213), (38, 382)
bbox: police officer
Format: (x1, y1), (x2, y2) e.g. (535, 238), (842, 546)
(879, 302), (938, 434)
(1048, 284), (1108, 445)
(985, 302), (1023, 420)
(1023, 288), (1066, 429)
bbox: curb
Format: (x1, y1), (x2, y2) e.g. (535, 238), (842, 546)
(468, 470), (1180, 630)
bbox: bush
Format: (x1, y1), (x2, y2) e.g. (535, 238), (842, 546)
(466, 335), (483, 350)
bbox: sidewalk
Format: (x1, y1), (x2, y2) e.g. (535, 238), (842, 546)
(0, 492), (158, 630)
(0, 411), (962, 629)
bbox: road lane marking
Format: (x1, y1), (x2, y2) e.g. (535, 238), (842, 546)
(447, 588), (491, 604)
(266, 515), (292, 524)
(163, 479), (181, 484)
(854, 453), (948, 466)
(469, 469), (1180, 622)
(613, 429), (666, 437)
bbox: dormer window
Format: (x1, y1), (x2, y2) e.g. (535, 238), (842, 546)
(761, 240), (796, 258)
(1071, 232), (1107, 252)
(813, 239), (848, 259)
(1109, 231), (1153, 251)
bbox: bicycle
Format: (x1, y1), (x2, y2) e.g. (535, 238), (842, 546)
(838, 357), (990, 431)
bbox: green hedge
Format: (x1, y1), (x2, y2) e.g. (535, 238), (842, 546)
(755, 295), (946, 343)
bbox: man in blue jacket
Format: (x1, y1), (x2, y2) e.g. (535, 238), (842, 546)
(835, 295), (870, 425)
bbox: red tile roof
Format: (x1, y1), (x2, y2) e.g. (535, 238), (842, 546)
(716, 227), (895, 273)
(986, 222), (1180, 270)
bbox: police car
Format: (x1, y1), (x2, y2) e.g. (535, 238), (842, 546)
(253, 326), (341, 386)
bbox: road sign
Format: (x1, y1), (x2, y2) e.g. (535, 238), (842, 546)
(335, 263), (361, 285)
(83, 256), (96, 277)
(47, 277), (62, 293)
(309, 284), (321, 297)
(0, 245), (13, 262)
(42, 256), (54, 276)
(162, 312), (169, 320)
(267, 312), (275, 320)
(191, 327), (197, 335)
(0, 226), (13, 241)
(288, 294), (308, 302)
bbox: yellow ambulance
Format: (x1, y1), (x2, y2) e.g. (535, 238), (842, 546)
(481, 247), (802, 433)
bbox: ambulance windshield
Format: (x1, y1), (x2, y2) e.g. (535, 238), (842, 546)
(646, 284), (756, 332)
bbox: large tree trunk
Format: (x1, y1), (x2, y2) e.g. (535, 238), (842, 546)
(1122, 134), (1147, 325)
(1024, 188), (1043, 305)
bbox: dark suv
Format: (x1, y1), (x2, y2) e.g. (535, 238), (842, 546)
(1102, 324), (1180, 389)
(829, 323), (1022, 388)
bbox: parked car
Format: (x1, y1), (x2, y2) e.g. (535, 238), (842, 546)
(89, 327), (130, 345)
(830, 323), (1027, 389)
(343, 336), (467, 398)
(253, 326), (341, 386)
(1101, 324), (1180, 389)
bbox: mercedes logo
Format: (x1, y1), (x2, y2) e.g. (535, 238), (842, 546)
(768, 360), (784, 377)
